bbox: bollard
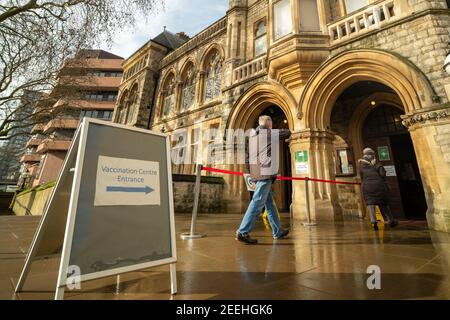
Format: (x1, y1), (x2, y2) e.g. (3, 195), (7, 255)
(303, 177), (317, 227)
(181, 164), (206, 239)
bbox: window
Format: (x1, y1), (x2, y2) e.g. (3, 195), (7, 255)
(181, 64), (196, 110)
(80, 110), (113, 120)
(206, 123), (221, 165)
(299, 0), (321, 31)
(335, 148), (355, 176)
(87, 71), (123, 78)
(274, 0), (292, 40)
(204, 52), (222, 101)
(162, 74), (176, 117)
(190, 128), (201, 168)
(344, 0), (368, 13)
(363, 105), (407, 138)
(254, 20), (267, 57)
(85, 91), (118, 102)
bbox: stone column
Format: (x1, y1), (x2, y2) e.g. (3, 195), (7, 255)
(289, 129), (343, 222)
(403, 106), (450, 233)
(196, 71), (206, 105)
(174, 81), (183, 113)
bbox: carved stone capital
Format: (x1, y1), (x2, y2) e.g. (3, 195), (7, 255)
(402, 104), (450, 128)
(289, 129), (335, 144)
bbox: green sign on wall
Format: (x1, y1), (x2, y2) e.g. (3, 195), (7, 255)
(378, 146), (390, 161)
(295, 151), (308, 163)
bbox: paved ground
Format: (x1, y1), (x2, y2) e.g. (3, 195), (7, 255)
(1, 214), (449, 300)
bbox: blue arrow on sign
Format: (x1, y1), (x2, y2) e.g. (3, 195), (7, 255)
(106, 186), (154, 194)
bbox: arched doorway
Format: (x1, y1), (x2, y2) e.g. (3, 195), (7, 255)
(330, 80), (427, 220)
(254, 105), (292, 212)
(296, 49), (442, 226)
(226, 81), (297, 213)
(362, 105), (427, 219)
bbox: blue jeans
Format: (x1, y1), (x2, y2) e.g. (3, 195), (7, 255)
(237, 179), (283, 238)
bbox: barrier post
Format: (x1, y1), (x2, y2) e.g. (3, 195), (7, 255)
(303, 177), (317, 227)
(181, 164), (206, 239)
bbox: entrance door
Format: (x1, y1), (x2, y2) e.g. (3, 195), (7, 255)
(390, 135), (427, 219)
(364, 137), (404, 219)
(362, 105), (427, 220)
(257, 105), (292, 212)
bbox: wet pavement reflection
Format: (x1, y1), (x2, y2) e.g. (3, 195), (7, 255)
(1, 215), (449, 300)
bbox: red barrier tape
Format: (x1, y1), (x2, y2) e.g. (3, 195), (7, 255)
(202, 166), (361, 186)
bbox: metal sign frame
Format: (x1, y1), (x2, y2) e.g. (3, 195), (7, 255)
(15, 118), (177, 300)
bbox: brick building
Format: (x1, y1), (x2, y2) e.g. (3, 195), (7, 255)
(113, 0), (450, 233)
(21, 50), (124, 187)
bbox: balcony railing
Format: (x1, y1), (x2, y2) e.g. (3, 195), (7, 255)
(43, 118), (79, 134)
(20, 154), (41, 163)
(31, 124), (45, 134)
(328, 0), (396, 45)
(25, 138), (42, 148)
(232, 56), (268, 85)
(36, 139), (72, 154)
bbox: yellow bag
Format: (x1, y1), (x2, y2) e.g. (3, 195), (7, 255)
(262, 196), (281, 230)
(366, 205), (385, 228)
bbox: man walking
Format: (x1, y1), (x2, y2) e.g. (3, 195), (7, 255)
(236, 115), (291, 244)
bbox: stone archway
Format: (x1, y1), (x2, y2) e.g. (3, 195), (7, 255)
(296, 49), (449, 232)
(299, 49), (436, 130)
(348, 92), (404, 159)
(227, 80), (298, 132)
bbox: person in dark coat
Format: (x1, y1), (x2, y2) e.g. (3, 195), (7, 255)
(359, 148), (398, 230)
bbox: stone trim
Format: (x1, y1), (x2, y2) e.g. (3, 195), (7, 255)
(402, 104), (450, 128)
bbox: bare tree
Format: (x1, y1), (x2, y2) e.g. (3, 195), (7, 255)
(0, 0), (164, 141)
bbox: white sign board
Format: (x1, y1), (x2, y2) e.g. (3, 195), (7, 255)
(296, 162), (309, 175)
(95, 156), (161, 206)
(384, 165), (397, 177)
(243, 174), (256, 192)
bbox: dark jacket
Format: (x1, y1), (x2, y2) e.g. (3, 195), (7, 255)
(246, 126), (291, 181)
(359, 158), (389, 205)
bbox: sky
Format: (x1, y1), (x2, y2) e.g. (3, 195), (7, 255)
(103, 0), (228, 59)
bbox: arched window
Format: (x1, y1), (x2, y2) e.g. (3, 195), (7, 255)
(162, 74), (175, 117)
(254, 20), (267, 57)
(181, 63), (196, 111)
(126, 84), (138, 124)
(204, 51), (222, 101)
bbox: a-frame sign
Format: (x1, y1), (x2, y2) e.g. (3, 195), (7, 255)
(15, 118), (177, 299)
